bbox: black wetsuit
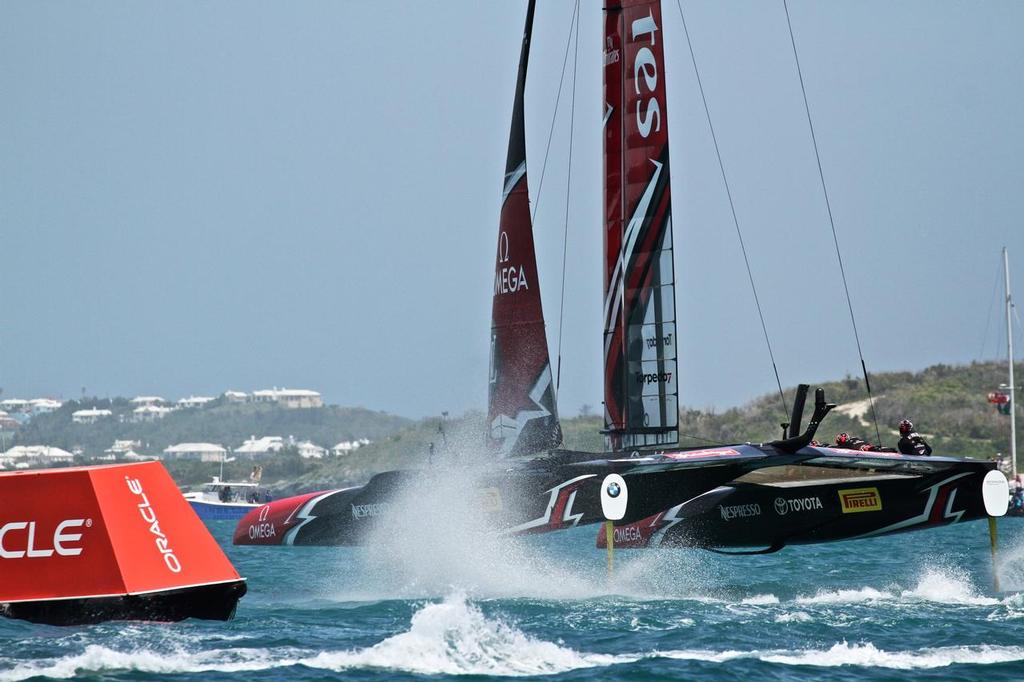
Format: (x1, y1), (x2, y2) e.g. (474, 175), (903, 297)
(898, 433), (932, 456)
(836, 437), (870, 450)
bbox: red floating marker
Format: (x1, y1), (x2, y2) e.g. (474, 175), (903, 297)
(0, 461), (246, 625)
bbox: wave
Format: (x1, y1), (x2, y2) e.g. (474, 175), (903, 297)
(0, 645), (290, 681)
(6, 589), (1023, 680)
(759, 641), (1024, 669)
(794, 568), (999, 607)
(0, 595), (635, 680)
(304, 593), (633, 676)
(658, 642), (1024, 669)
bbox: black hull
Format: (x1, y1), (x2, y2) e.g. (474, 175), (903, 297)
(2, 580), (247, 626)
(235, 445), (1001, 551)
(644, 469), (992, 551)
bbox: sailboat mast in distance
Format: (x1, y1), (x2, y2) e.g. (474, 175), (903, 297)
(603, 0), (679, 451)
(1005, 247), (1017, 477)
(487, 0), (562, 457)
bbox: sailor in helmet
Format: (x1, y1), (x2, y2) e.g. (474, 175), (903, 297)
(897, 419), (932, 456)
(834, 432), (870, 450)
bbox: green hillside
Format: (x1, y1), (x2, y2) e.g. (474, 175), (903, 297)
(675, 360), (1020, 459)
(266, 360), (1020, 493)
(6, 360), (1020, 493)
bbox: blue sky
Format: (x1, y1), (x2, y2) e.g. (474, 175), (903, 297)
(2, 1), (1022, 418)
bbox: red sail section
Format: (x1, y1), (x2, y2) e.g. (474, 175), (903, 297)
(488, 0), (562, 457)
(603, 0), (679, 451)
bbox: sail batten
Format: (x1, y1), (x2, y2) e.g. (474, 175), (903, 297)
(603, 0), (680, 451)
(488, 0), (563, 457)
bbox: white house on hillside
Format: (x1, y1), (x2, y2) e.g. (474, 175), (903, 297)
(131, 396), (165, 407)
(72, 408), (113, 424)
(163, 442), (227, 462)
(223, 390), (249, 403)
(251, 388), (323, 409)
(28, 398), (62, 414)
(0, 399), (29, 413)
(332, 438), (371, 456)
(133, 405), (174, 422)
(296, 441), (327, 459)
(235, 436), (285, 458)
(177, 396), (214, 409)
(1, 445), (75, 465)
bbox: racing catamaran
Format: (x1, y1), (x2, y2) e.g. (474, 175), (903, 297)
(235, 0), (1007, 551)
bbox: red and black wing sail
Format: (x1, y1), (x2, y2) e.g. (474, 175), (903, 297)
(488, 0), (562, 457)
(603, 0), (679, 451)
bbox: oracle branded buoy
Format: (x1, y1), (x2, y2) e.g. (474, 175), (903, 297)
(0, 461), (246, 625)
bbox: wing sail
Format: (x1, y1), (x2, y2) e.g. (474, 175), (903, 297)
(603, 0), (679, 451)
(488, 0), (562, 456)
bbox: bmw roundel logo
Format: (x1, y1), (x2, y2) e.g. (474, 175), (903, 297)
(607, 481), (621, 498)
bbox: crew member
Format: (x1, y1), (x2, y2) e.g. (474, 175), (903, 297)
(834, 432), (869, 450)
(897, 419), (932, 456)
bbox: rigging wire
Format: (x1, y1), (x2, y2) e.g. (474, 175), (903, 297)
(531, 2), (579, 224)
(679, 431), (731, 445)
(554, 0), (580, 392)
(675, 0), (788, 421)
(782, 0), (883, 446)
(978, 255), (1004, 361)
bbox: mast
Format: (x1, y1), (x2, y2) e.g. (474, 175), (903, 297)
(602, 0), (679, 451)
(1005, 247), (1017, 477)
(487, 0), (562, 456)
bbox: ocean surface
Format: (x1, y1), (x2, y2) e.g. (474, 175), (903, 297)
(4, 519), (1024, 680)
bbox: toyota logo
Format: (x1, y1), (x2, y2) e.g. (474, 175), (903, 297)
(773, 498), (788, 516)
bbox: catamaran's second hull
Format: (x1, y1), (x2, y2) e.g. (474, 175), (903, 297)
(596, 463), (996, 553)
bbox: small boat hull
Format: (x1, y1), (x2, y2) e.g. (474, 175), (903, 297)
(188, 500), (259, 521)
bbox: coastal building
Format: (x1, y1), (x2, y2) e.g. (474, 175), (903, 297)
(0, 399), (29, 413)
(0, 411), (19, 431)
(28, 398), (62, 415)
(251, 388), (323, 409)
(72, 408), (113, 424)
(105, 440), (143, 457)
(296, 441), (327, 459)
(130, 396), (166, 407)
(235, 436), (286, 459)
(121, 450), (157, 461)
(332, 438), (371, 456)
(223, 390), (249, 403)
(1, 445), (75, 465)
(132, 405), (174, 422)
(163, 442), (227, 462)
(177, 395), (215, 409)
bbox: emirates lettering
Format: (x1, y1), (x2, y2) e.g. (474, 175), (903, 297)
(125, 477), (182, 573)
(0, 519), (85, 559)
(631, 12), (662, 138)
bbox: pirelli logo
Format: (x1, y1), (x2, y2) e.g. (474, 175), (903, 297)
(839, 487), (882, 513)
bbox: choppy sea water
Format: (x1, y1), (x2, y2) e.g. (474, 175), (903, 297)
(4, 519), (1024, 680)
